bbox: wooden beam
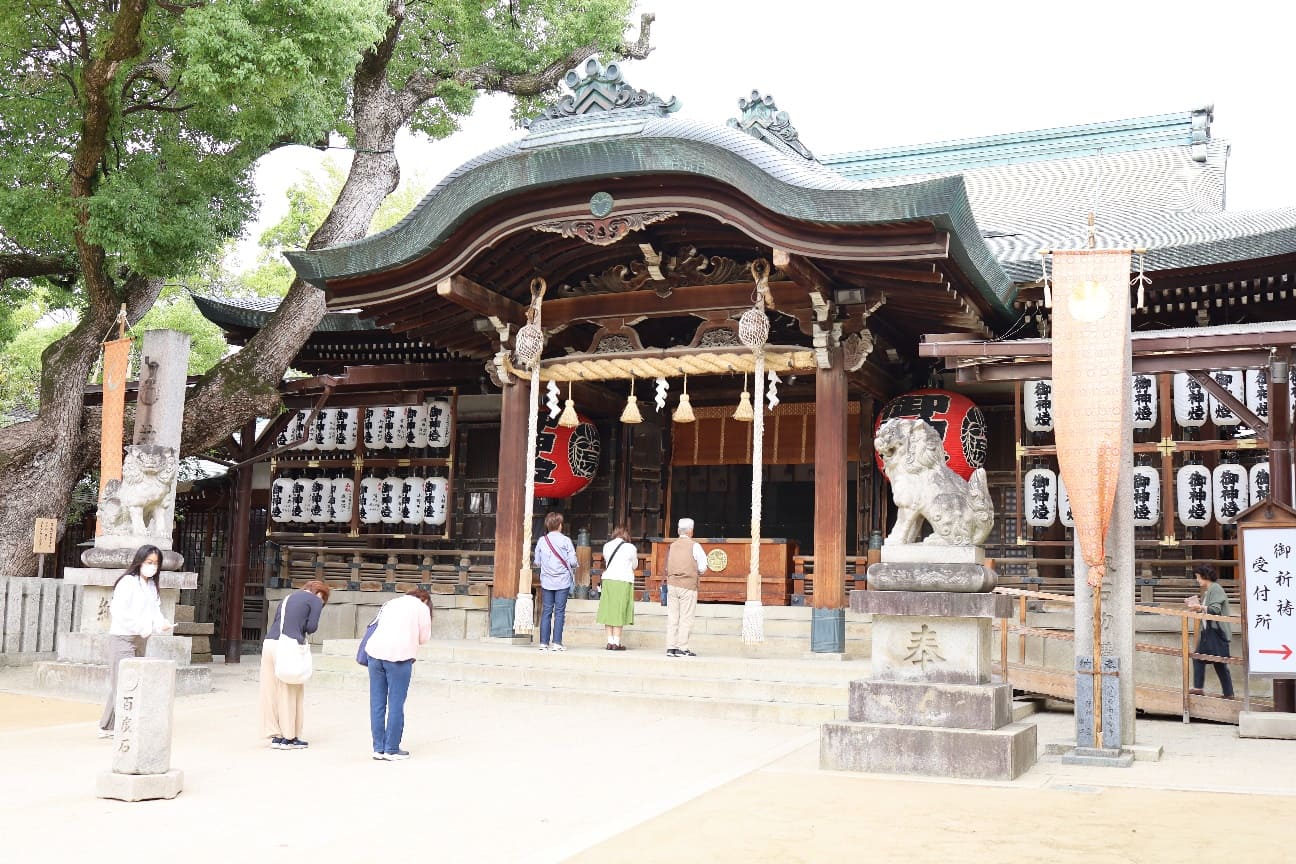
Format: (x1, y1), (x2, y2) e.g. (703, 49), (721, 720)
(542, 280), (808, 325)
(492, 378), (529, 618)
(955, 350), (1275, 382)
(1188, 371), (1268, 438)
(814, 347), (848, 617)
(436, 275), (526, 327)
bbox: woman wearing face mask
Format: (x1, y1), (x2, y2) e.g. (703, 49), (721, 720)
(98, 545), (174, 738)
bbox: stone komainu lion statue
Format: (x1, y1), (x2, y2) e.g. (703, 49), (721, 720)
(98, 445), (178, 538)
(875, 418), (994, 546)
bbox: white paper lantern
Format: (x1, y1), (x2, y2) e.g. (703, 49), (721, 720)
(1176, 464), (1211, 527)
(1173, 373), (1208, 428)
(422, 476), (449, 527)
(307, 475), (330, 523)
(1024, 467), (1057, 527)
(311, 408), (336, 451)
(363, 407), (385, 451)
(270, 476), (293, 523)
(400, 476), (422, 525)
(292, 409), (314, 450)
(1208, 370), (1244, 426)
(329, 476), (354, 524)
(1212, 462), (1249, 524)
(1024, 380), (1054, 433)
(334, 408), (359, 450)
(382, 406), (406, 450)
(1057, 475), (1074, 528)
(358, 476), (383, 525)
(404, 404), (428, 449)
(288, 475), (310, 523)
(274, 418), (295, 449)
(1131, 375), (1157, 429)
(1245, 369), (1270, 424)
(425, 398), (452, 449)
(1132, 465), (1160, 527)
(379, 475), (402, 524)
(1250, 461), (1272, 504)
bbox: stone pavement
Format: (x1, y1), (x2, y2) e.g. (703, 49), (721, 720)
(1, 663), (1293, 862)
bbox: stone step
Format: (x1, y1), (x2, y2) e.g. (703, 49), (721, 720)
(308, 668), (848, 726)
(319, 640), (869, 684)
(313, 653), (849, 704)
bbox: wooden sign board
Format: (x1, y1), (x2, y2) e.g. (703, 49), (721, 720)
(33, 518), (57, 555)
(1236, 500), (1296, 679)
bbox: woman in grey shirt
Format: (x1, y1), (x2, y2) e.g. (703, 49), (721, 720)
(534, 512), (577, 651)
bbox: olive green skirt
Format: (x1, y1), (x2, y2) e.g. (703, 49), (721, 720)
(595, 579), (635, 626)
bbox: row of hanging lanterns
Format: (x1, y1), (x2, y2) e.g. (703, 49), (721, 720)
(276, 400), (453, 452)
(1024, 461), (1270, 528)
(1024, 371), (1273, 433)
(270, 474), (449, 526)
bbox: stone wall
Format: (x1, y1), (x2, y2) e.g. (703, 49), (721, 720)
(0, 578), (81, 666)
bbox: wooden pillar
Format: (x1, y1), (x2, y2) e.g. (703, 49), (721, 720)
(222, 418), (257, 663)
(812, 347), (848, 652)
(1268, 348), (1294, 711)
(490, 377), (530, 636)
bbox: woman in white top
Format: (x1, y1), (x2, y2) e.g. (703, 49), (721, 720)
(99, 545), (174, 737)
(595, 525), (638, 651)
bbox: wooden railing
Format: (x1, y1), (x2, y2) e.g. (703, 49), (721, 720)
(993, 586), (1251, 724)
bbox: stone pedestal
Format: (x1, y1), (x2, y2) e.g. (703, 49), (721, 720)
(34, 567), (210, 697)
(97, 658), (183, 801)
(821, 582), (1036, 781)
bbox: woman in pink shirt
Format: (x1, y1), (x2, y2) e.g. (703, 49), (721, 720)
(365, 588), (433, 760)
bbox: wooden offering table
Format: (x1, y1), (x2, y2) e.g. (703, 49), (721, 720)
(648, 538), (798, 606)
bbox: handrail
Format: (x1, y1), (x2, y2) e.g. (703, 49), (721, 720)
(992, 585), (1246, 724)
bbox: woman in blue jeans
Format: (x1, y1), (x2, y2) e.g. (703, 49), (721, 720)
(534, 511), (577, 651)
(364, 588), (432, 760)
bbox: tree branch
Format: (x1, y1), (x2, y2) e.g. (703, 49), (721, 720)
(398, 12), (656, 114)
(0, 252), (79, 285)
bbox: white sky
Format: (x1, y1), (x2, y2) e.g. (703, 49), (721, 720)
(241, 0), (1296, 267)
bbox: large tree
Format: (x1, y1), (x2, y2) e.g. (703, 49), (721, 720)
(0, 0), (653, 579)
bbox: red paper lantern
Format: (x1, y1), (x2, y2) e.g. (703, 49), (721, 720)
(534, 414), (601, 499)
(875, 389), (988, 481)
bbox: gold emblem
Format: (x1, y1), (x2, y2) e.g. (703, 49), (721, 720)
(706, 548), (728, 572)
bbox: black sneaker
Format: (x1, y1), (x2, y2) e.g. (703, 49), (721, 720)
(678, 650), (697, 657)
(270, 737), (286, 749)
(666, 649), (680, 657)
(285, 738), (309, 750)
(385, 749), (410, 761)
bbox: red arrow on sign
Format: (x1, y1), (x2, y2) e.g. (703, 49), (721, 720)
(1259, 645), (1293, 660)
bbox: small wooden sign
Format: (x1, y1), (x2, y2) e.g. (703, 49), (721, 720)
(33, 518), (57, 554)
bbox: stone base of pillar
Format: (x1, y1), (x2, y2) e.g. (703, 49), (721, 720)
(821, 721), (1037, 780)
(489, 597), (517, 638)
(1238, 711), (1296, 740)
(810, 607), (845, 653)
(97, 769), (184, 802)
(33, 661), (211, 700)
(1059, 746), (1135, 768)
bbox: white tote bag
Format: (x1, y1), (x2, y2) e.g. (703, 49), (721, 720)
(273, 594), (313, 685)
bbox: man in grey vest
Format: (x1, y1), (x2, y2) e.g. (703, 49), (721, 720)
(665, 518), (708, 657)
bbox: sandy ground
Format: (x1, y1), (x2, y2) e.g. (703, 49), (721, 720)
(1, 662), (1293, 864)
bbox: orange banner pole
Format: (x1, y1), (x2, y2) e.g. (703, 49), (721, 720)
(97, 336), (132, 534)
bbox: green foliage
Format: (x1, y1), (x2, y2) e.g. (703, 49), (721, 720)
(0, 0), (388, 282)
(135, 283), (229, 375)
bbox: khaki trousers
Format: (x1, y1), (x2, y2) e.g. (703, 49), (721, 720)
(99, 635), (147, 731)
(259, 639), (305, 740)
(666, 585), (697, 651)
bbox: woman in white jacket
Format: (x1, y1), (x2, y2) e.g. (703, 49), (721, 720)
(98, 545), (173, 737)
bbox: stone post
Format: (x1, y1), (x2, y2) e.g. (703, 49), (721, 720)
(96, 657), (183, 801)
(1071, 329), (1137, 755)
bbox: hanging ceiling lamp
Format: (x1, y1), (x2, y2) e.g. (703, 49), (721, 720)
(558, 380), (580, 427)
(733, 372), (754, 421)
(674, 373), (696, 423)
(620, 378), (643, 424)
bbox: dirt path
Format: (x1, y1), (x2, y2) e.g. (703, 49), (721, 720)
(0, 693), (100, 732)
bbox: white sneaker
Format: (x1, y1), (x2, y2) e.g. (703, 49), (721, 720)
(97, 728), (114, 739)
(551, 644), (566, 652)
(537, 643), (549, 651)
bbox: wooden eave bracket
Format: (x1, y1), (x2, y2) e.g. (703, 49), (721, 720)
(437, 275), (526, 328)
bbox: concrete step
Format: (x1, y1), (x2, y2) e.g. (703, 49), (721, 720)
(308, 668), (849, 726)
(319, 639), (869, 684)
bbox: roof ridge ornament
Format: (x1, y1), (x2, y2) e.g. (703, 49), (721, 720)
(728, 91), (815, 161)
(527, 57), (679, 128)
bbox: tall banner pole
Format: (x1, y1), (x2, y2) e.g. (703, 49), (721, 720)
(97, 306), (131, 536)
